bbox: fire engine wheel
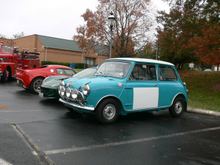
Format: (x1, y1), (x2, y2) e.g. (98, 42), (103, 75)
(30, 77), (44, 93)
(1, 69), (10, 82)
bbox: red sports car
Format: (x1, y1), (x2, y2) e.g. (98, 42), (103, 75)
(16, 65), (75, 93)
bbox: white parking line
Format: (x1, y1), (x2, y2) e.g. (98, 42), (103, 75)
(45, 126), (220, 155)
(0, 110), (43, 113)
(0, 158), (13, 165)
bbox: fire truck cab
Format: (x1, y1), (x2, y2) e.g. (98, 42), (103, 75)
(0, 43), (40, 82)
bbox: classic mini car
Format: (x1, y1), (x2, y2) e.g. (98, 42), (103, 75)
(16, 65), (75, 93)
(40, 67), (97, 99)
(58, 58), (188, 123)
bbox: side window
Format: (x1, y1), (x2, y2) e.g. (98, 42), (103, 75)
(159, 65), (177, 81)
(129, 64), (156, 81)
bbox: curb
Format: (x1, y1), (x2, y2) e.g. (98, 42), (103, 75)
(188, 107), (220, 117)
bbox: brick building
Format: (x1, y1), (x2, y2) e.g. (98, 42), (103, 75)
(0, 38), (14, 47)
(13, 34), (108, 66)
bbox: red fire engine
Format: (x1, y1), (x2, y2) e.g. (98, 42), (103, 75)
(0, 43), (40, 82)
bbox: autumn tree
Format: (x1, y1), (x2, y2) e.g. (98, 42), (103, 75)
(157, 0), (200, 69)
(188, 0), (220, 67)
(74, 0), (151, 57)
(189, 25), (220, 67)
(0, 34), (7, 39)
(157, 0), (220, 68)
(12, 32), (25, 39)
(136, 42), (157, 59)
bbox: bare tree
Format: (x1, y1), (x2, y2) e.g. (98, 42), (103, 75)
(74, 0), (151, 57)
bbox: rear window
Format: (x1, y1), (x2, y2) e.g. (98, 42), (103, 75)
(159, 65), (177, 81)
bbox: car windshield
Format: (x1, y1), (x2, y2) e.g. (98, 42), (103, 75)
(73, 68), (97, 79)
(95, 61), (131, 78)
(57, 69), (75, 76)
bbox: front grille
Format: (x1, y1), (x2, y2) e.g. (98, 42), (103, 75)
(59, 86), (85, 106)
(41, 87), (57, 97)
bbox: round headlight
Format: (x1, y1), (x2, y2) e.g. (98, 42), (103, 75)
(66, 88), (71, 98)
(71, 90), (78, 99)
(82, 84), (90, 96)
(61, 81), (65, 86)
(58, 86), (61, 94)
(59, 86), (65, 96)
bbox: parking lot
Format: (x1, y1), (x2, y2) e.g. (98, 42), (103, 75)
(0, 81), (220, 165)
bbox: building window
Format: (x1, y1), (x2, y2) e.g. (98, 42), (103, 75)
(85, 57), (96, 67)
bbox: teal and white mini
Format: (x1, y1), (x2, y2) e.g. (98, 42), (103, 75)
(59, 58), (188, 123)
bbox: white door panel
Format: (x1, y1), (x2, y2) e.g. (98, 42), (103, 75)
(133, 87), (159, 110)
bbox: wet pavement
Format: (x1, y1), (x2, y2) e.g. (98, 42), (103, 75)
(0, 81), (220, 165)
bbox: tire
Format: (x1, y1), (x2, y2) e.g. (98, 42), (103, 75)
(169, 96), (186, 117)
(1, 69), (10, 82)
(30, 77), (44, 93)
(96, 98), (119, 124)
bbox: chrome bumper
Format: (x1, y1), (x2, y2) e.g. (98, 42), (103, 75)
(59, 98), (95, 111)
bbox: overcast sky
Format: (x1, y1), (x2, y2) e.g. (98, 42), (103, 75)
(0, 0), (168, 40)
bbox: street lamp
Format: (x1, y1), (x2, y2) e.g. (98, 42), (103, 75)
(108, 12), (115, 58)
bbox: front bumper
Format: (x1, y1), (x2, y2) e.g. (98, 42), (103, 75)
(16, 79), (27, 89)
(59, 98), (95, 111)
(40, 87), (58, 98)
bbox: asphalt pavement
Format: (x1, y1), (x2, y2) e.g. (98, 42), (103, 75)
(0, 81), (220, 165)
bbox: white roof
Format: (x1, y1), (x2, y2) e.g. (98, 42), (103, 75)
(110, 58), (174, 66)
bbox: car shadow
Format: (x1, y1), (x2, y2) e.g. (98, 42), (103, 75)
(39, 98), (64, 108)
(62, 109), (173, 125)
(15, 89), (36, 96)
(0, 79), (16, 84)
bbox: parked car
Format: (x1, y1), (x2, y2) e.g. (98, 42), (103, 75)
(40, 67), (97, 99)
(16, 65), (75, 93)
(58, 58), (188, 123)
(203, 68), (212, 72)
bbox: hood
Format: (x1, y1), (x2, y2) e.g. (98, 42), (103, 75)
(64, 76), (124, 90)
(42, 75), (69, 88)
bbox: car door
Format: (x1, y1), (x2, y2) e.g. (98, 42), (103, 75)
(158, 65), (179, 108)
(123, 63), (158, 111)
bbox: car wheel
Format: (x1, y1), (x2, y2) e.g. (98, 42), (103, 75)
(1, 69), (10, 82)
(169, 96), (186, 117)
(96, 98), (119, 124)
(30, 77), (44, 93)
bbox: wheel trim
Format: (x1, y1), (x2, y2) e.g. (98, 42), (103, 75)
(103, 104), (116, 121)
(174, 101), (183, 114)
(33, 79), (43, 92)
